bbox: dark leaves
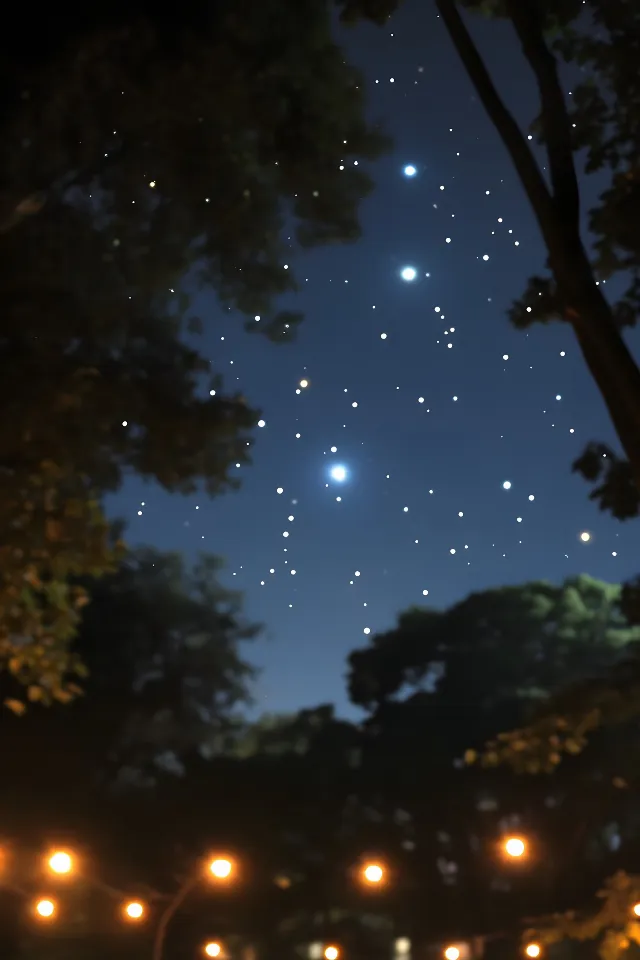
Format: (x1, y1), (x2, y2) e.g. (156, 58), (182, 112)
(508, 273), (563, 329)
(620, 578), (640, 627)
(0, 0), (390, 696)
(336, 0), (401, 26)
(572, 442), (640, 520)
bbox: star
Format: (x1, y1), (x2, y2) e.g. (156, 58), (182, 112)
(400, 266), (417, 282)
(330, 465), (348, 482)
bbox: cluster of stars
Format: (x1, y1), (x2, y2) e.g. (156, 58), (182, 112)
(127, 25), (626, 678)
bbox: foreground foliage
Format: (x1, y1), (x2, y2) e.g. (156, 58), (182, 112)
(0, 544), (259, 794)
(528, 871), (640, 960)
(0, 0), (388, 703)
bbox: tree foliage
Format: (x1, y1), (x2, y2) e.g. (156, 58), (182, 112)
(344, 578), (640, 943)
(0, 0), (389, 701)
(0, 544), (259, 799)
(348, 575), (636, 723)
(527, 871), (640, 960)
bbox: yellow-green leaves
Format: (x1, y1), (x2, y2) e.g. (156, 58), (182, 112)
(525, 872), (640, 960)
(0, 460), (119, 713)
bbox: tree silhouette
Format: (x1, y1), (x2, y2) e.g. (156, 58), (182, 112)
(0, 0), (389, 702)
(346, 577), (640, 944)
(0, 544), (259, 808)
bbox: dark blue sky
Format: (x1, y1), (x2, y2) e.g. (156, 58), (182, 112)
(109, 0), (639, 717)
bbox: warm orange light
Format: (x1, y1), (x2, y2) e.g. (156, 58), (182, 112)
(208, 858), (233, 879)
(525, 944), (541, 958)
(633, 903), (640, 918)
(504, 836), (526, 859)
(444, 948), (460, 960)
(123, 900), (145, 920)
(47, 850), (73, 875)
(34, 898), (56, 919)
(205, 943), (222, 958)
(324, 947), (340, 960)
(362, 862), (384, 884)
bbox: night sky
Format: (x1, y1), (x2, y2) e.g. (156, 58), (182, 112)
(108, 0), (639, 716)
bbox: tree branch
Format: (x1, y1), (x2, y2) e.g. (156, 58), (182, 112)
(434, 0), (557, 240)
(152, 873), (200, 960)
(505, 0), (580, 230)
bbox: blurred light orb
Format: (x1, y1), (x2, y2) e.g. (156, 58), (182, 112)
(504, 837), (526, 858)
(525, 944), (541, 958)
(209, 858), (233, 879)
(444, 948), (460, 960)
(634, 903), (640, 918)
(35, 898), (56, 919)
(330, 465), (347, 483)
(325, 947), (340, 960)
(124, 900), (145, 920)
(48, 851), (73, 875)
(400, 266), (417, 282)
(403, 164), (417, 177)
(362, 863), (384, 884)
(205, 943), (222, 957)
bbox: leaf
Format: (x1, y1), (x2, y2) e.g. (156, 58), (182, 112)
(45, 518), (64, 542)
(4, 699), (26, 716)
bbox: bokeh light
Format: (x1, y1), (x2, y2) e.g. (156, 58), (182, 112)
(208, 857), (233, 879)
(504, 836), (527, 859)
(47, 850), (73, 875)
(34, 898), (56, 919)
(123, 900), (145, 920)
(361, 862), (385, 884)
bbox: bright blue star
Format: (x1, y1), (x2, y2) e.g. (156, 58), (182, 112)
(400, 266), (417, 282)
(330, 464), (348, 482)
(403, 164), (417, 177)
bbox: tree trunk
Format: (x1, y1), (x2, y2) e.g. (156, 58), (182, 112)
(435, 0), (640, 493)
(547, 228), (640, 492)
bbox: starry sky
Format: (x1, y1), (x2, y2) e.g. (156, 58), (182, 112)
(108, 0), (640, 717)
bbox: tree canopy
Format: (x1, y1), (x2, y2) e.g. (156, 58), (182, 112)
(0, 544), (259, 809)
(0, 0), (389, 704)
(348, 575), (637, 743)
